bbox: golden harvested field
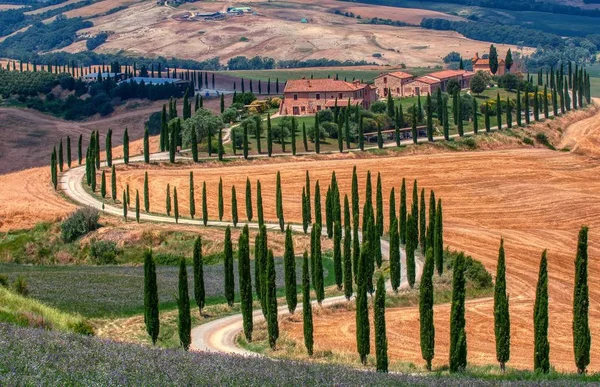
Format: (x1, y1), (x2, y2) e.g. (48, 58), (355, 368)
(103, 105), (600, 372)
(58, 0), (530, 67)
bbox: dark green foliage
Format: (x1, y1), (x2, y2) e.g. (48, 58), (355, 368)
(50, 147), (57, 190)
(472, 98), (478, 134)
(218, 128), (223, 161)
(375, 274), (388, 373)
(389, 218), (401, 292)
(245, 178), (253, 222)
(427, 191), (436, 255)
(66, 136), (71, 168)
(389, 187), (396, 231)
(359, 115), (365, 150)
(58, 138), (64, 173)
(489, 44), (499, 75)
(426, 93), (434, 142)
(177, 258), (191, 351)
(78, 134), (83, 166)
(534, 250), (550, 373)
(400, 178), (407, 244)
(419, 188), (426, 253)
(267, 113), (273, 157)
(257, 180), (264, 227)
(191, 128), (198, 162)
(111, 165), (117, 201)
(302, 251), (314, 356)
(173, 187), (179, 224)
(218, 178), (224, 221)
(193, 237), (205, 314)
(516, 89), (523, 127)
(496, 93), (502, 130)
(411, 105), (418, 144)
(302, 122), (308, 152)
(449, 252), (467, 373)
(420, 248), (435, 371)
(494, 238), (510, 371)
(406, 213), (416, 288)
(144, 127), (150, 164)
(485, 103), (491, 132)
(189, 172), (196, 220)
(343, 223), (353, 300)
(61, 207), (99, 243)
(302, 188), (308, 234)
(314, 114), (321, 154)
(457, 93), (463, 137)
(351, 167), (359, 231)
(238, 226), (253, 341)
(143, 250), (159, 345)
(284, 226), (297, 314)
(506, 97), (513, 129)
(265, 249), (279, 349)
(276, 172), (284, 232)
(123, 128), (129, 165)
(443, 98), (450, 140)
(144, 172), (149, 212)
(333, 221), (343, 290)
(573, 226), (590, 374)
(313, 223), (324, 304)
(314, 182), (322, 228)
(376, 173), (384, 238)
(135, 190), (140, 223)
(101, 170), (106, 199)
(325, 187), (333, 238)
(435, 199), (444, 276)
(224, 226), (235, 307)
(356, 241), (370, 364)
(231, 186), (238, 227)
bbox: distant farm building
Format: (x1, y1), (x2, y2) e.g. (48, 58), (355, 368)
(402, 70), (474, 96)
(373, 71), (414, 98)
(82, 72), (125, 83)
(118, 77), (189, 89)
(227, 6), (251, 14)
(279, 78), (377, 116)
(194, 11), (224, 20)
(472, 52), (505, 76)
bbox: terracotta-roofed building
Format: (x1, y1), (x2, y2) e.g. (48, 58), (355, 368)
(373, 71), (414, 99)
(279, 78), (377, 116)
(472, 52), (505, 75)
(403, 69), (474, 96)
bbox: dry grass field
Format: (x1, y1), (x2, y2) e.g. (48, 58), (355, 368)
(55, 0), (529, 67)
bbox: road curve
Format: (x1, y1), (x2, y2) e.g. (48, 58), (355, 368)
(59, 151), (423, 356)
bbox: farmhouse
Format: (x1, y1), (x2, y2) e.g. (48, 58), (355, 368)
(279, 78), (377, 116)
(118, 77), (189, 89)
(374, 71), (414, 98)
(472, 52), (505, 75)
(82, 72), (126, 83)
(402, 69), (474, 96)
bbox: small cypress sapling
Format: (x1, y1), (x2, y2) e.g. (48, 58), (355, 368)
(283, 225), (297, 314)
(333, 221), (343, 290)
(177, 258), (192, 350)
(135, 190), (140, 223)
(189, 172), (196, 219)
(143, 250), (159, 345)
(218, 178), (224, 221)
(420, 247), (435, 371)
(533, 250), (550, 373)
(193, 236), (205, 314)
(302, 251), (314, 356)
(202, 182), (208, 226)
(111, 165), (117, 201)
(173, 187), (179, 223)
(231, 185), (238, 227)
(494, 238), (510, 372)
(375, 274), (389, 373)
(224, 226), (235, 307)
(144, 172), (149, 212)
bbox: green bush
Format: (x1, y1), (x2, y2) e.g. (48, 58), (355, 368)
(154, 253), (183, 266)
(61, 207), (99, 243)
(68, 320), (95, 336)
(12, 276), (29, 297)
(0, 274), (8, 288)
(460, 137), (477, 149)
(523, 137), (534, 145)
(89, 240), (118, 265)
(445, 249), (493, 289)
(535, 132), (556, 150)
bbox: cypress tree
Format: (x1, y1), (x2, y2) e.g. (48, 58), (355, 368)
(358, 114), (365, 150)
(494, 238), (510, 372)
(543, 85), (549, 119)
(122, 190), (127, 220)
(343, 221), (352, 299)
(266, 249), (279, 349)
(457, 93), (464, 137)
(506, 97), (512, 129)
(143, 127), (150, 164)
(389, 187), (397, 232)
(58, 138), (64, 172)
(255, 232), (264, 306)
(284, 225), (297, 313)
(363, 171), (373, 233)
(173, 187), (179, 223)
(443, 98), (450, 140)
(276, 171), (284, 232)
(411, 104), (418, 144)
(191, 129), (198, 162)
(218, 128), (224, 161)
(243, 122), (249, 159)
(376, 173), (384, 237)
(326, 187), (333, 238)
(238, 226), (253, 341)
(420, 247), (435, 371)
(375, 274), (389, 373)
(166, 184), (171, 216)
(78, 134), (82, 165)
(419, 188), (426, 253)
(142, 171), (149, 212)
(193, 236), (205, 314)
(302, 188), (308, 233)
(257, 180), (264, 227)
(189, 172), (196, 219)
(177, 258), (191, 350)
(351, 166), (359, 229)
(111, 165), (117, 200)
(333, 221), (343, 290)
(525, 91), (531, 124)
(143, 250), (160, 345)
(496, 93), (502, 130)
(516, 89), (522, 127)
(356, 241), (370, 364)
(66, 136), (72, 168)
(101, 170), (106, 198)
(395, 107), (401, 146)
(411, 180), (418, 244)
(218, 178), (224, 221)
(202, 182), (208, 226)
(400, 178), (407, 244)
(123, 128), (129, 164)
(314, 223), (325, 303)
(389, 218), (401, 292)
(534, 250), (550, 373)
(231, 185), (238, 227)
(314, 181), (322, 228)
(449, 252), (467, 373)
(51, 148), (57, 190)
(472, 98), (478, 135)
(90, 149), (96, 192)
(291, 116), (297, 155)
(534, 88), (540, 121)
(267, 113), (273, 157)
(314, 114), (321, 154)
(406, 214), (416, 288)
(135, 190), (140, 223)
(302, 122), (308, 152)
(573, 226), (590, 374)
(434, 199), (444, 275)
(337, 119), (344, 153)
(94, 131), (100, 170)
(244, 178), (253, 222)
(426, 93), (434, 142)
(224, 226), (235, 307)
(302, 251), (314, 356)
(352, 220), (360, 283)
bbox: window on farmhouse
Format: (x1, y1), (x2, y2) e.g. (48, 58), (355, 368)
(338, 93), (342, 99)
(294, 94), (298, 100)
(316, 93), (320, 100)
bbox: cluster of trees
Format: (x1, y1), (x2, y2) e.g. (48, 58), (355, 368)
(86, 33), (108, 51)
(226, 55), (377, 70)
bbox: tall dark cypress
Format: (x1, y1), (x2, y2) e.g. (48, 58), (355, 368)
(123, 128), (129, 164)
(400, 178), (407, 244)
(427, 190), (436, 254)
(224, 226), (235, 307)
(314, 113), (321, 154)
(66, 136), (72, 168)
(217, 178), (224, 221)
(506, 97), (512, 129)
(376, 173), (384, 237)
(191, 129), (198, 162)
(231, 185), (238, 227)
(516, 89), (522, 127)
(333, 221), (343, 290)
(78, 134), (83, 165)
(284, 225), (297, 314)
(245, 178), (253, 222)
(267, 113), (273, 157)
(375, 274), (389, 373)
(302, 122), (308, 152)
(411, 104), (418, 144)
(143, 250), (160, 345)
(449, 252), (467, 373)
(420, 247), (435, 371)
(343, 222), (353, 300)
(314, 181), (322, 228)
(434, 199), (444, 276)
(166, 184), (171, 216)
(257, 180), (264, 227)
(573, 226), (590, 374)
(411, 180), (418, 246)
(494, 238), (510, 372)
(265, 249), (279, 349)
(144, 127), (150, 164)
(534, 250), (550, 373)
(101, 170), (106, 198)
(58, 138), (64, 172)
(291, 116), (297, 155)
(313, 223), (324, 304)
(358, 114), (365, 150)
(173, 187), (179, 223)
(276, 171), (284, 232)
(111, 165), (117, 200)
(356, 241), (370, 364)
(389, 218), (401, 292)
(426, 93), (434, 142)
(122, 190), (127, 220)
(496, 93), (502, 130)
(177, 258), (191, 350)
(419, 188), (426, 253)
(193, 236), (205, 314)
(443, 98), (450, 140)
(406, 214), (416, 288)
(238, 226), (253, 341)
(189, 172), (196, 220)
(302, 251), (314, 356)
(472, 98), (478, 135)
(135, 190), (140, 223)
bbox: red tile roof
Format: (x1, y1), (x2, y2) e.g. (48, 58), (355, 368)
(426, 69), (471, 80)
(412, 76), (441, 85)
(473, 58), (505, 66)
(375, 71), (414, 80)
(284, 78), (367, 93)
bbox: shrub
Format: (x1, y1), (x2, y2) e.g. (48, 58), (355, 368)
(370, 101), (386, 114)
(89, 240), (118, 265)
(154, 253), (184, 266)
(86, 32), (108, 51)
(535, 133), (556, 150)
(321, 121), (338, 138)
(460, 137), (477, 149)
(445, 249), (492, 289)
(316, 109), (334, 123)
(221, 107), (237, 124)
(61, 207), (100, 243)
(68, 320), (95, 336)
(0, 274), (8, 288)
(523, 137), (535, 145)
(12, 276), (29, 297)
